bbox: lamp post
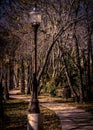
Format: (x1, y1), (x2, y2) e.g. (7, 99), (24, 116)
(27, 3), (41, 130)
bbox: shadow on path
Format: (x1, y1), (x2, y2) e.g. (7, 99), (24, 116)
(41, 102), (93, 130)
(9, 90), (93, 130)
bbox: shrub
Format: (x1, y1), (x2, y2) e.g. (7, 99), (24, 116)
(46, 79), (57, 97)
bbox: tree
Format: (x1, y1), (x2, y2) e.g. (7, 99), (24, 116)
(0, 0), (93, 102)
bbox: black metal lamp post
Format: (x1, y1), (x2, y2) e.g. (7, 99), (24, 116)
(27, 3), (41, 130)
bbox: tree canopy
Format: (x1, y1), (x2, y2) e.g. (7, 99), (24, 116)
(0, 0), (93, 103)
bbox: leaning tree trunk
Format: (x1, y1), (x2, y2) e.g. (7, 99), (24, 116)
(72, 1), (84, 103)
(74, 34), (84, 103)
(61, 51), (79, 101)
(82, 49), (88, 100)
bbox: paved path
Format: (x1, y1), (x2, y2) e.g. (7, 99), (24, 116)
(9, 90), (93, 130)
(41, 102), (93, 130)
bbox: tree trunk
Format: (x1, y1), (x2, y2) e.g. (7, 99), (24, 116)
(21, 59), (25, 94)
(87, 36), (92, 101)
(74, 34), (84, 103)
(4, 68), (9, 100)
(17, 67), (20, 88)
(9, 59), (14, 90)
(62, 52), (79, 102)
(27, 59), (32, 94)
(0, 82), (4, 130)
(84, 0), (93, 101)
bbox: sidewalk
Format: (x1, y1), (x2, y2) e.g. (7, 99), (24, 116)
(9, 90), (93, 130)
(41, 102), (93, 130)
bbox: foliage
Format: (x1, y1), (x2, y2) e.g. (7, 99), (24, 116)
(0, 0), (93, 103)
(46, 79), (57, 97)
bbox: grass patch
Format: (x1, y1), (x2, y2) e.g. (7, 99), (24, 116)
(40, 106), (61, 130)
(4, 99), (28, 130)
(3, 98), (61, 130)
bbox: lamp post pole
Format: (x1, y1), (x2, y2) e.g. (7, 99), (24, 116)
(33, 24), (39, 101)
(29, 24), (40, 113)
(27, 3), (41, 130)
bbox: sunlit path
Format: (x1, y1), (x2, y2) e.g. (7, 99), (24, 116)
(41, 102), (93, 130)
(10, 90), (93, 130)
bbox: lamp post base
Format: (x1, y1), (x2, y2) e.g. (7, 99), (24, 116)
(27, 113), (40, 130)
(27, 99), (40, 130)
